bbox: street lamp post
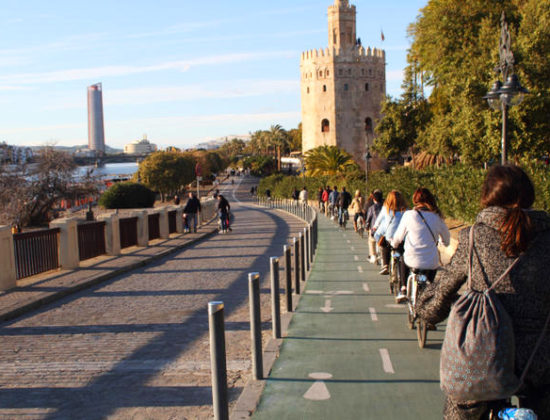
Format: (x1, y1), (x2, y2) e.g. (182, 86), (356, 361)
(483, 12), (528, 165)
(364, 148), (371, 186)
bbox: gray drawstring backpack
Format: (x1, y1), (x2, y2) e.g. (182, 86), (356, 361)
(440, 225), (550, 402)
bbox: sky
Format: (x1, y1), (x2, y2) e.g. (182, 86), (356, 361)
(0, 0), (427, 150)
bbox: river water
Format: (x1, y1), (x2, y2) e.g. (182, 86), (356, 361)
(75, 162), (138, 180)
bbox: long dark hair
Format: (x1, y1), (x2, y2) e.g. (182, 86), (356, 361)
(481, 165), (535, 257)
(413, 187), (442, 217)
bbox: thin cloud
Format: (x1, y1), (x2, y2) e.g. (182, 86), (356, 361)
(0, 51), (297, 86)
(387, 70), (404, 82)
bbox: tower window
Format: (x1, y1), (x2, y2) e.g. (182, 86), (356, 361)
(361, 69), (365, 76)
(365, 118), (373, 134)
(344, 83), (349, 91)
(348, 69), (352, 75)
(326, 70), (330, 77)
(307, 87), (310, 94)
(323, 85), (327, 92)
(319, 70), (323, 78)
(365, 83), (369, 91)
(322, 119), (330, 133)
(339, 69), (343, 76)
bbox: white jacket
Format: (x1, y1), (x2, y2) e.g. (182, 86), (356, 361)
(391, 209), (450, 270)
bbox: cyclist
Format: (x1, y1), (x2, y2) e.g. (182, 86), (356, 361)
(372, 190), (407, 276)
(217, 194), (232, 233)
(366, 189), (383, 263)
(350, 190), (366, 233)
(391, 188), (450, 303)
(338, 187), (352, 228)
(322, 186), (330, 216)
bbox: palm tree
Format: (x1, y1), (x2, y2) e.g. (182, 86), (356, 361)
(268, 124), (288, 172)
(304, 145), (357, 177)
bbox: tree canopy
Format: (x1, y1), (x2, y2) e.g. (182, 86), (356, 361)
(375, 0), (550, 165)
(304, 145), (359, 177)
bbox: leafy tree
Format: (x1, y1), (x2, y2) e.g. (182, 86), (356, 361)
(136, 151), (194, 201)
(267, 124), (288, 172)
(240, 155), (275, 176)
(304, 145), (358, 177)
(287, 123), (303, 152)
(406, 0), (550, 164)
(217, 138), (246, 163)
(0, 147), (97, 226)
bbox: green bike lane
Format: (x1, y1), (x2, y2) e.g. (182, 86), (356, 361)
(252, 215), (446, 419)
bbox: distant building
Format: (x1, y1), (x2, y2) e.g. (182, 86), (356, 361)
(124, 135), (157, 155)
(300, 0), (386, 168)
(87, 83), (106, 155)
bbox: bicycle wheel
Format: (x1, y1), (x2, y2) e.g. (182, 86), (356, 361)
(417, 320), (427, 348)
(407, 307), (415, 330)
(389, 259), (398, 296)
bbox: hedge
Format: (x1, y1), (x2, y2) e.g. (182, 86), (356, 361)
(99, 182), (156, 209)
(258, 160), (550, 223)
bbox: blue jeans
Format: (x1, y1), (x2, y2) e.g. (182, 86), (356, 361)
(338, 208), (348, 226)
(219, 212), (229, 230)
(186, 213), (197, 231)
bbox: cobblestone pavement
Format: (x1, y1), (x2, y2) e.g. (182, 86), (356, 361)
(0, 177), (305, 420)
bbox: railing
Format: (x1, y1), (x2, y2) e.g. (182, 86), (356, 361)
(13, 228), (60, 279)
(77, 221), (106, 261)
(168, 211), (177, 234)
(119, 217), (138, 249)
(148, 213), (160, 240)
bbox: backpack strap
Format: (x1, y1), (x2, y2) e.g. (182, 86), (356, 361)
(416, 209), (438, 246)
(467, 224), (520, 291)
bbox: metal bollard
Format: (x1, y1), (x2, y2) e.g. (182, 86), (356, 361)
(248, 273), (263, 380)
(284, 245), (292, 312)
(270, 257), (281, 339)
(305, 227), (310, 272)
(293, 237), (300, 295)
(300, 232), (306, 282)
(208, 301), (229, 420)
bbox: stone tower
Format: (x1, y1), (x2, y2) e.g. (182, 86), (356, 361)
(301, 0), (386, 168)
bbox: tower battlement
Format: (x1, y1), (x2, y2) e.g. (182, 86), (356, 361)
(300, 0), (386, 169)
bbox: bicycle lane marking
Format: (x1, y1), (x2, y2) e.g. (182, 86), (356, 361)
(363, 283), (370, 292)
(379, 349), (395, 374)
(369, 307), (378, 322)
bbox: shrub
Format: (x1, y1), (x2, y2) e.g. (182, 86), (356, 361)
(99, 182), (156, 209)
(260, 162), (550, 224)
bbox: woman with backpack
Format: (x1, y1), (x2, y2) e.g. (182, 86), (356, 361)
(391, 187), (450, 303)
(417, 165), (550, 419)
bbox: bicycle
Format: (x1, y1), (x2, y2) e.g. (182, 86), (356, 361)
(389, 248), (402, 296)
(406, 268), (430, 348)
(339, 208), (349, 230)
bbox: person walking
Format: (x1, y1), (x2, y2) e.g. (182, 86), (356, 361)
(291, 188), (299, 204)
(338, 187), (352, 227)
(182, 192), (201, 233)
(322, 186), (330, 216)
(299, 186), (308, 205)
(391, 187), (450, 303)
(329, 186), (339, 219)
(366, 189), (383, 263)
(317, 187), (324, 212)
(417, 165), (550, 419)
(372, 190), (407, 275)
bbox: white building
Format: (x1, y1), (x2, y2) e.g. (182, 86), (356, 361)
(124, 135), (157, 155)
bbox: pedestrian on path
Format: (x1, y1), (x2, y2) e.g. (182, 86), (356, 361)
(372, 190), (407, 275)
(217, 194), (232, 233)
(299, 187), (308, 205)
(391, 187), (450, 302)
(317, 187), (324, 212)
(183, 192), (201, 233)
(350, 190), (366, 232)
(417, 165), (550, 420)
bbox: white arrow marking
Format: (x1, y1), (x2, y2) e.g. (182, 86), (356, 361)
(369, 307), (378, 321)
(321, 299), (333, 313)
(379, 349), (395, 374)
(363, 283), (370, 292)
(354, 255), (359, 261)
(303, 372), (333, 401)
(347, 240), (351, 244)
(357, 266), (363, 273)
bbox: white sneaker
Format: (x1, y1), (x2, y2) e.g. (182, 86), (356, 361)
(369, 255), (377, 264)
(379, 266), (389, 275)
